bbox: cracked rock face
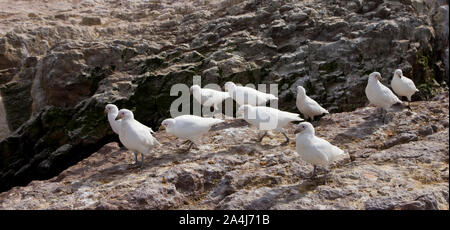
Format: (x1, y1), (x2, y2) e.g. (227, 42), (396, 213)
(0, 93), (447, 210)
(0, 0), (448, 206)
(0, 96), (9, 139)
(0, 0), (448, 127)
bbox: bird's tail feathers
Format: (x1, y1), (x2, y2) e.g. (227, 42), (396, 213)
(204, 117), (225, 126)
(212, 118), (225, 125)
(331, 149), (349, 162)
(222, 92), (232, 99)
(281, 111), (304, 121)
(268, 94), (278, 100)
(153, 137), (162, 146)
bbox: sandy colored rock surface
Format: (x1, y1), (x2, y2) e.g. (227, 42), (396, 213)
(0, 0), (448, 208)
(0, 93), (447, 209)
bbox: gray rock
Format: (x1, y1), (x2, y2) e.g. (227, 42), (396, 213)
(0, 95), (448, 209)
(418, 126), (434, 136)
(0, 0), (448, 209)
(382, 133), (418, 149)
(400, 194), (440, 210)
(80, 17), (101, 26)
(54, 14), (69, 20)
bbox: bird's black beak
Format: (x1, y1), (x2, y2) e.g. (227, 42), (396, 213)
(115, 114), (122, 121)
(104, 109), (108, 114)
(294, 127), (301, 134)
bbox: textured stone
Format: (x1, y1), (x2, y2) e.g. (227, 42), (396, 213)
(80, 17), (101, 26)
(0, 94), (448, 209)
(0, 0), (448, 208)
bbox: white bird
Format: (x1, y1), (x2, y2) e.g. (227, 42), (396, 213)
(160, 115), (224, 152)
(237, 104), (304, 145)
(105, 104), (155, 135)
(115, 109), (160, 167)
(365, 72), (402, 121)
(190, 85), (230, 114)
(105, 104), (121, 134)
(391, 69), (419, 107)
(224, 81), (278, 106)
(294, 122), (348, 178)
(296, 86), (329, 121)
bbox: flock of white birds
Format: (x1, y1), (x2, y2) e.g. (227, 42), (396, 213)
(105, 69), (419, 177)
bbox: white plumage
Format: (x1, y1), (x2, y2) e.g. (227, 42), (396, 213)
(237, 104), (304, 144)
(391, 69), (419, 102)
(105, 104), (121, 135)
(190, 85), (230, 112)
(224, 81), (278, 106)
(115, 109), (160, 166)
(296, 86), (329, 120)
(294, 122), (347, 177)
(160, 115), (224, 152)
(365, 72), (402, 110)
(105, 104), (155, 135)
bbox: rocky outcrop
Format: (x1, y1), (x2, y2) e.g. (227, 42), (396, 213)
(0, 93), (447, 210)
(0, 96), (9, 140)
(0, 0), (448, 193)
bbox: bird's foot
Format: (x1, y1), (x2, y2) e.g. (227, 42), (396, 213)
(251, 138), (259, 142)
(280, 140), (289, 146)
(257, 132), (268, 143)
(183, 148), (191, 153)
(256, 135), (266, 143)
(382, 113), (393, 124)
(184, 142), (194, 153)
(179, 140), (191, 146)
(128, 162), (140, 169)
(309, 166), (318, 179)
(299, 172), (316, 180)
(176, 149), (188, 154)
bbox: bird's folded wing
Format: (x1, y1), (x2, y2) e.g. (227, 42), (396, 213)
(278, 110), (303, 121)
(313, 137), (344, 159)
(175, 117), (215, 135)
(128, 123), (155, 147)
(306, 98), (328, 114)
(135, 120), (155, 133)
(201, 90), (225, 105)
(380, 85), (401, 104)
(405, 78), (419, 91)
(302, 142), (329, 164)
(152, 135), (162, 146)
